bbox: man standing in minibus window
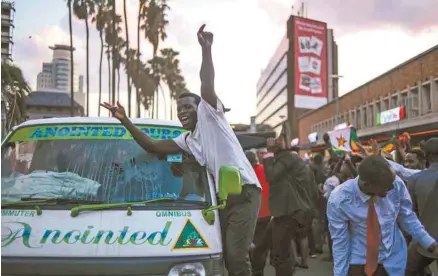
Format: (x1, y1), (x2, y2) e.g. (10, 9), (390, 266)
(101, 24), (261, 276)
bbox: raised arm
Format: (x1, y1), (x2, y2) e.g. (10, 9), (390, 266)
(197, 24), (218, 108)
(100, 102), (182, 154)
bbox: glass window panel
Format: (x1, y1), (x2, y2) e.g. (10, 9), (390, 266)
(257, 75), (287, 114)
(258, 104), (287, 127)
(257, 55), (287, 101)
(256, 88), (287, 123)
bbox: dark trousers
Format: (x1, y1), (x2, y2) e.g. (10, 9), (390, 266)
(348, 264), (388, 276)
(324, 199), (333, 257)
(307, 225), (316, 254)
(219, 185), (261, 276)
(252, 217), (299, 276)
(251, 217), (271, 276)
(269, 215), (306, 276)
(406, 243), (437, 276)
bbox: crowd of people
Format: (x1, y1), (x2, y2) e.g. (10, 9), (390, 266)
(101, 24), (438, 276)
(244, 135), (438, 276)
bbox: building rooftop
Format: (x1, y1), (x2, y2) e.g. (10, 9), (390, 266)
(25, 91), (82, 108)
(49, 44), (75, 51)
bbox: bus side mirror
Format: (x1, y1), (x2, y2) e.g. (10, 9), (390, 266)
(202, 166), (242, 225)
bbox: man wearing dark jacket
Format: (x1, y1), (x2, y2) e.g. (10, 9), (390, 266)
(406, 138), (438, 275)
(258, 134), (319, 275)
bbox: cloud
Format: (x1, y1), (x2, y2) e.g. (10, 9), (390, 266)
(12, 0), (438, 124)
(260, 0), (438, 34)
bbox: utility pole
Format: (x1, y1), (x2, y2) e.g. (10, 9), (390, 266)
(330, 75), (344, 125)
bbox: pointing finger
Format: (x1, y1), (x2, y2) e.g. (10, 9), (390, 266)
(198, 24), (206, 34)
(117, 101), (122, 108)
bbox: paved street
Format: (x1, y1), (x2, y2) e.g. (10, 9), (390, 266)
(224, 247), (334, 276)
(263, 251), (333, 276)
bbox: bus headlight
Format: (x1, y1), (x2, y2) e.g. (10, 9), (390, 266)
(168, 262), (206, 276)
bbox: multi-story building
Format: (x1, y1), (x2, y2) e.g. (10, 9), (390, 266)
(298, 44), (438, 154)
(37, 45), (84, 93)
(1, 0), (15, 61)
(28, 45), (85, 119)
(256, 15), (338, 138)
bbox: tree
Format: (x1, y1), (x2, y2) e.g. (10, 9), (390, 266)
(141, 0), (169, 118)
(73, 0), (95, 116)
(89, 0), (188, 120)
(66, 0), (75, 116)
(136, 0), (147, 117)
(91, 0), (106, 116)
(102, 3), (121, 113)
(113, 36), (125, 102)
(1, 62), (31, 131)
(110, 0), (116, 105)
(123, 0), (132, 117)
(152, 48), (187, 119)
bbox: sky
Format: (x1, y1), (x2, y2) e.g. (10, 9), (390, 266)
(11, 0), (438, 124)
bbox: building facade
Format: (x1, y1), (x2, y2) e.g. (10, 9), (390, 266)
(298, 45), (438, 153)
(36, 45), (85, 108)
(1, 0), (15, 61)
(25, 91), (84, 120)
(255, 15), (338, 139)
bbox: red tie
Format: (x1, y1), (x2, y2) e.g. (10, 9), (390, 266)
(365, 197), (380, 276)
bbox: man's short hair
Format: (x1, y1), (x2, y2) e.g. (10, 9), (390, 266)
(424, 138), (438, 158)
(358, 155), (393, 185)
(178, 92), (201, 105)
(405, 149), (426, 160)
(245, 150), (257, 163)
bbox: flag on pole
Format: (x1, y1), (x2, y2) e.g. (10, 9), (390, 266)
(379, 132), (410, 153)
(327, 126), (361, 156)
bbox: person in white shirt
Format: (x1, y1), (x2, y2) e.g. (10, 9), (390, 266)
(101, 24), (261, 276)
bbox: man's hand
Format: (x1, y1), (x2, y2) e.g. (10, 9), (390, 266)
(430, 243), (438, 258)
(369, 139), (380, 156)
(100, 101), (126, 122)
(197, 24), (213, 47)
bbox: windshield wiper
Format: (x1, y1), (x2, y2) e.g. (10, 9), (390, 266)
(1, 198), (103, 208)
(131, 198), (209, 206)
(70, 198), (209, 217)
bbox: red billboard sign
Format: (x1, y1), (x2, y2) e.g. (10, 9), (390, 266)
(293, 17), (328, 109)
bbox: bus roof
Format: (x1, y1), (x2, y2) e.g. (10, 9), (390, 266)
(14, 117), (182, 129)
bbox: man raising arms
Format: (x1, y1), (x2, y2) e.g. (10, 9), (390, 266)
(101, 25), (261, 276)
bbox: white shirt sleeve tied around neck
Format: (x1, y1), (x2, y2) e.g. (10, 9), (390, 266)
(173, 98), (261, 192)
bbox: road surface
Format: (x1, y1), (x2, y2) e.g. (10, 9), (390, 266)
(263, 251), (333, 276)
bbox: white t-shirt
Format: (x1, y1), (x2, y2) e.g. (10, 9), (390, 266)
(173, 98), (261, 192)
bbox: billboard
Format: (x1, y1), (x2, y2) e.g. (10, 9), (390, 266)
(293, 17), (328, 109)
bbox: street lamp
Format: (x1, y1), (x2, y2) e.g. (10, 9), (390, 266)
(330, 75), (344, 125)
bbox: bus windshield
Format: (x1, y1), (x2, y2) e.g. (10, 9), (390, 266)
(1, 124), (210, 207)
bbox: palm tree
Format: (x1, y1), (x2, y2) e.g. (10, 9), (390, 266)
(156, 48), (187, 119)
(91, 1), (106, 116)
(73, 0), (95, 116)
(137, 0), (147, 117)
(104, 43), (111, 114)
(141, 0), (169, 119)
(66, 0), (75, 116)
(123, 0), (132, 117)
(103, 4), (122, 114)
(114, 36), (125, 102)
(110, 0), (116, 105)
(1, 62), (31, 131)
